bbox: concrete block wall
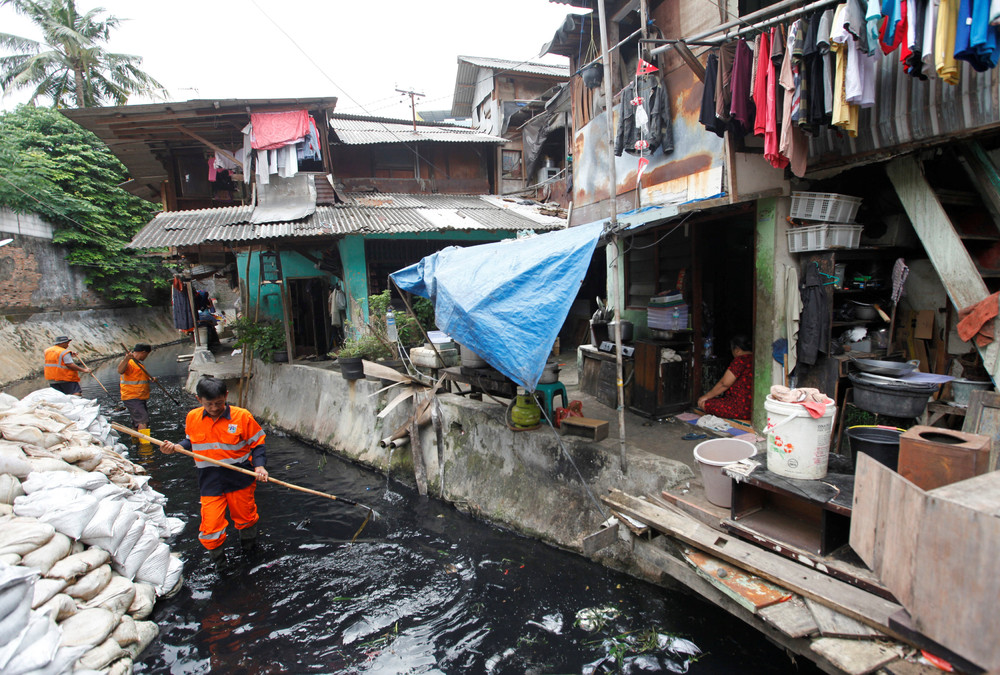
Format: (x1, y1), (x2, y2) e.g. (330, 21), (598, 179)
(238, 361), (694, 551)
(0, 233), (103, 315)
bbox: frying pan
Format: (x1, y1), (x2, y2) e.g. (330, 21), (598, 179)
(848, 356), (919, 377)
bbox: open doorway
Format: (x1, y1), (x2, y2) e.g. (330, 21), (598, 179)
(287, 277), (331, 357)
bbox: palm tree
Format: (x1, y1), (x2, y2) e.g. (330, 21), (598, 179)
(0, 0), (164, 107)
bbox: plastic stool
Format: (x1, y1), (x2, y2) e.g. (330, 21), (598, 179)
(533, 381), (568, 420)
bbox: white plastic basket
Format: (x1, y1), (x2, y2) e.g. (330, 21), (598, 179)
(787, 223), (863, 252)
(827, 224), (863, 249)
(790, 192), (863, 222)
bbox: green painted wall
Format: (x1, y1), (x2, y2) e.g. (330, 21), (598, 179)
(752, 197), (778, 430)
(236, 250), (334, 322)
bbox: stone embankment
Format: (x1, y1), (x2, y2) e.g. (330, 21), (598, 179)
(0, 307), (183, 388)
(0, 389), (184, 674)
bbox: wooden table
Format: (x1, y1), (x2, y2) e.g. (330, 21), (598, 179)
(442, 366), (517, 400)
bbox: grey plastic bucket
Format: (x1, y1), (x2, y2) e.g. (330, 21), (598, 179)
(693, 438), (757, 508)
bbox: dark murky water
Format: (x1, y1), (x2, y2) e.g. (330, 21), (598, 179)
(7, 345), (817, 674)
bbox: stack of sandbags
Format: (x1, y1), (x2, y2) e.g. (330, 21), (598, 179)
(0, 389), (115, 450)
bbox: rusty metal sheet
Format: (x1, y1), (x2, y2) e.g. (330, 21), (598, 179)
(681, 546), (792, 611)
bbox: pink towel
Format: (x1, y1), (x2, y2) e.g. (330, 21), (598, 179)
(250, 110), (310, 150)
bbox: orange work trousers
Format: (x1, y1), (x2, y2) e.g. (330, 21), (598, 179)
(199, 482), (259, 550)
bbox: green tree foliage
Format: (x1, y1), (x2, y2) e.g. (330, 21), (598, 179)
(0, 0), (164, 107)
(0, 105), (165, 304)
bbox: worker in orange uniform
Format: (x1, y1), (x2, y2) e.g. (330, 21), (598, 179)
(44, 336), (91, 396)
(160, 376), (269, 569)
(117, 343), (154, 431)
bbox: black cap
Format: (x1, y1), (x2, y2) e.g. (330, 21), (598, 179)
(54, 336), (71, 344)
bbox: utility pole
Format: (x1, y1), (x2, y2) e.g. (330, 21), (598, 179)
(396, 87), (425, 131)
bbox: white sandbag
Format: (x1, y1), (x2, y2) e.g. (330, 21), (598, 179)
(1, 414), (69, 434)
(1, 609), (61, 675)
(69, 540), (84, 555)
(37, 432), (63, 449)
(84, 506), (137, 555)
(54, 444), (102, 468)
(26, 456), (83, 474)
(158, 554), (184, 598)
(84, 574), (134, 618)
(111, 614), (138, 648)
(45, 548), (110, 581)
(0, 474), (24, 505)
(0, 504), (11, 517)
(0, 599), (30, 649)
(30, 578), (66, 609)
(13, 487), (88, 517)
(89, 483), (129, 502)
(38, 592), (76, 621)
(75, 452), (104, 473)
(35, 494), (99, 540)
(0, 518), (54, 556)
(64, 564), (111, 602)
(116, 523), (159, 580)
(134, 542), (169, 588)
(57, 607), (116, 647)
(110, 519), (145, 564)
(0, 445), (31, 478)
(0, 424), (44, 446)
(127, 583), (155, 620)
(106, 654), (133, 675)
(21, 644), (88, 675)
(165, 517), (185, 537)
(0, 554), (20, 566)
(20, 445), (60, 460)
(123, 620), (158, 659)
(19, 532), (71, 575)
(21, 471), (108, 493)
(0, 393), (17, 412)
(80, 499), (124, 541)
(75, 636), (125, 671)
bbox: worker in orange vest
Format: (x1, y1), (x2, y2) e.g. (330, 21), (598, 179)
(117, 343), (154, 432)
(43, 336), (91, 396)
(160, 376), (269, 570)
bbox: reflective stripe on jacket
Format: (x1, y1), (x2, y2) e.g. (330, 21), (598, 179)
(119, 360), (151, 400)
(184, 404), (266, 497)
(44, 346), (79, 382)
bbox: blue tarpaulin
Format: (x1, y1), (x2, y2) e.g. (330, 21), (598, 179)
(391, 221), (604, 391)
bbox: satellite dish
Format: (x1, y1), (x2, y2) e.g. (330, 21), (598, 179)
(0, 239), (12, 248)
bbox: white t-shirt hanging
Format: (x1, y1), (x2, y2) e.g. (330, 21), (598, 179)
(635, 102), (650, 131)
(923, 0), (940, 77)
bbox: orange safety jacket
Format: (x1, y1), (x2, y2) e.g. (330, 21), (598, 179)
(181, 405), (266, 496)
(119, 360), (151, 400)
(44, 346), (79, 382)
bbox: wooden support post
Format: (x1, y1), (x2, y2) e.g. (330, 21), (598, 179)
(186, 281), (201, 348)
(410, 394), (428, 496)
(279, 280), (295, 363)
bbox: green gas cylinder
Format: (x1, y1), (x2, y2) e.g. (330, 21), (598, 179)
(510, 394), (541, 428)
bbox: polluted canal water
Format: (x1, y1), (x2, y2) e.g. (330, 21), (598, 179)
(10, 344), (819, 674)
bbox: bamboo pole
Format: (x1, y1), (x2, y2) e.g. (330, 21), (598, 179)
(73, 354), (109, 395)
(119, 343), (181, 405)
(186, 281), (201, 349)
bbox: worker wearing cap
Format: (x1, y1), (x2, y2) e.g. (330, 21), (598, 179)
(43, 336), (91, 396)
(118, 343), (154, 432)
(160, 376), (268, 569)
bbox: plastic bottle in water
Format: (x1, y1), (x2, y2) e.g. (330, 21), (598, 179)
(386, 311), (398, 342)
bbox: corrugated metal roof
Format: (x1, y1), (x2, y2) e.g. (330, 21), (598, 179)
(329, 114), (505, 145)
(128, 194), (564, 249)
(452, 55), (570, 117)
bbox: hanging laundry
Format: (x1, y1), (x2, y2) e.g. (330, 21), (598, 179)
(904, 0), (929, 77)
(171, 279), (194, 331)
(753, 30), (772, 135)
(297, 116), (322, 161)
(207, 157), (217, 183)
(729, 38), (756, 135)
(615, 75), (674, 156)
(765, 26), (790, 169)
(831, 3), (861, 136)
(866, 0), (884, 51)
(750, 33), (763, 104)
(771, 23), (788, 113)
(803, 12), (830, 129)
(817, 9), (836, 116)
(699, 51), (726, 137)
(881, 0), (906, 45)
(936, 0), (961, 82)
(955, 0), (1000, 71)
(214, 150), (241, 172)
(249, 110), (310, 150)
(715, 41), (738, 124)
(922, 0), (940, 76)
(780, 22), (809, 177)
(789, 20), (808, 126)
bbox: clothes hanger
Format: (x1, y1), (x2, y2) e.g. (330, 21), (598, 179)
(814, 261), (838, 285)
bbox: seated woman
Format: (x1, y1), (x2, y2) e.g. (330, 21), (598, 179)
(697, 335), (753, 420)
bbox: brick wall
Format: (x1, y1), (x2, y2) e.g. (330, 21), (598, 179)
(0, 234), (105, 316)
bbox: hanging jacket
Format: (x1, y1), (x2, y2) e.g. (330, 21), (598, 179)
(797, 264), (830, 367)
(615, 75), (675, 157)
(44, 346), (79, 382)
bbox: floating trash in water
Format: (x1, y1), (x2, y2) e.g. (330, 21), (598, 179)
(294, 518), (311, 530)
(575, 606), (620, 632)
(582, 628), (702, 674)
(526, 612), (564, 634)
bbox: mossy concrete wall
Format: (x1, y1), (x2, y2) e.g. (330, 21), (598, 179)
(228, 360), (693, 552)
(1, 306), (182, 388)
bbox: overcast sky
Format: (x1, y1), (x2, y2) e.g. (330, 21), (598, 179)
(0, 0), (586, 117)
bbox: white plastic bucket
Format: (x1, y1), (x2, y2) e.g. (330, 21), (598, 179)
(764, 395), (837, 480)
(693, 438), (757, 508)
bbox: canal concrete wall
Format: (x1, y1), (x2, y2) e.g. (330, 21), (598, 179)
(224, 360), (693, 551)
(0, 306), (183, 388)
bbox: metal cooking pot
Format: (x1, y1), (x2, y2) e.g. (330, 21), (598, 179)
(538, 361), (561, 384)
(848, 357), (919, 377)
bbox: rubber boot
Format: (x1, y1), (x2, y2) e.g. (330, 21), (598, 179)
(208, 545), (228, 571)
(239, 524), (258, 554)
